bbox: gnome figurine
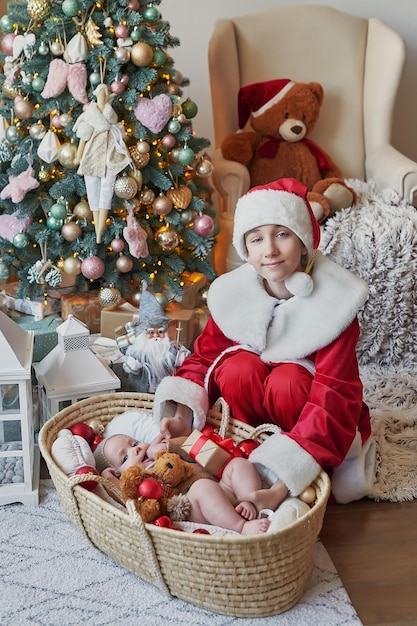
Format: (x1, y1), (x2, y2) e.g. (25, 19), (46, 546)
(116, 282), (190, 392)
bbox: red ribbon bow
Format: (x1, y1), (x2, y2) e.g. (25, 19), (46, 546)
(189, 431), (243, 478)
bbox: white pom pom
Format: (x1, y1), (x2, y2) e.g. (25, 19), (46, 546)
(285, 271), (314, 297)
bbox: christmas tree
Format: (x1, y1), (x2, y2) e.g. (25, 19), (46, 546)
(0, 0), (216, 307)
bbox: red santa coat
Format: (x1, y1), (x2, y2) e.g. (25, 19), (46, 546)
(154, 252), (376, 503)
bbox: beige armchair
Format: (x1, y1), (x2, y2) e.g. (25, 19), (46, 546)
(208, 4), (417, 274)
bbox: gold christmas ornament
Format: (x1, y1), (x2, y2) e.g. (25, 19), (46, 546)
(14, 98), (34, 120)
(38, 166), (51, 183)
(63, 255), (82, 276)
(58, 142), (78, 169)
(2, 80), (18, 99)
(114, 175), (138, 199)
(86, 418), (105, 435)
(129, 169), (143, 191)
(129, 144), (150, 169)
(61, 221), (82, 242)
(139, 187), (155, 205)
(27, 0), (51, 21)
(116, 255), (134, 273)
(130, 42), (154, 66)
(196, 158), (214, 178)
(99, 285), (122, 310)
(73, 199), (93, 221)
(167, 185), (193, 210)
(299, 486), (317, 505)
(155, 224), (179, 251)
(154, 292), (169, 310)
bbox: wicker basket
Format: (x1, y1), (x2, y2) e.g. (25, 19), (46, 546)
(39, 392), (331, 618)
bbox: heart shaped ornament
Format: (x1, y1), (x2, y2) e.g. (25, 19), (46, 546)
(167, 185), (193, 209)
(134, 94), (172, 134)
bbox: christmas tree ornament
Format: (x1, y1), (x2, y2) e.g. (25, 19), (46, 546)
(29, 121), (46, 140)
(115, 47), (130, 63)
(153, 194), (173, 216)
(154, 291), (169, 309)
(196, 158), (214, 178)
(73, 199), (92, 220)
(51, 113), (62, 128)
(38, 166), (50, 182)
(134, 93), (172, 134)
(123, 204), (149, 258)
(140, 187), (155, 205)
(63, 32), (88, 64)
(12, 32), (36, 61)
(5, 125), (20, 144)
(13, 232), (30, 248)
(177, 145), (195, 166)
(37, 130), (61, 163)
(27, 0), (52, 21)
(110, 237), (124, 253)
(129, 169), (143, 191)
(152, 49), (166, 67)
(50, 37), (65, 56)
(46, 215), (63, 231)
(0, 260), (10, 280)
(171, 69), (184, 85)
(89, 71), (101, 87)
(110, 77), (127, 95)
(114, 175), (137, 199)
(181, 98), (198, 119)
(1, 32), (17, 55)
(161, 133), (176, 149)
(193, 214), (215, 236)
(28, 242), (62, 286)
(50, 201), (67, 220)
(143, 6), (161, 22)
(0, 165), (40, 202)
(116, 254), (133, 273)
(130, 27), (141, 42)
(31, 76), (45, 92)
(99, 285), (122, 309)
(130, 42), (154, 67)
(85, 17), (103, 46)
(0, 14), (14, 33)
(14, 97), (34, 120)
(61, 0), (80, 17)
(81, 255), (105, 280)
(129, 144), (150, 169)
(63, 255), (81, 276)
(2, 80), (18, 100)
(0, 213), (32, 241)
(167, 185), (192, 210)
(41, 59), (88, 104)
(166, 83), (179, 96)
(167, 119), (181, 134)
(155, 224), (179, 251)
(179, 208), (193, 224)
(127, 0), (139, 9)
(58, 141), (78, 169)
(61, 221), (82, 241)
(38, 41), (49, 55)
(59, 113), (72, 127)
(115, 23), (129, 38)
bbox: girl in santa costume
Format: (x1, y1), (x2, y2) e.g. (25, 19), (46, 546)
(153, 178), (376, 505)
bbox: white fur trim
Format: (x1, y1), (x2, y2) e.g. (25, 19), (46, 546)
(252, 81), (295, 118)
(249, 433), (321, 496)
(153, 376), (209, 430)
(232, 189), (314, 261)
(284, 271), (314, 297)
(331, 436), (377, 504)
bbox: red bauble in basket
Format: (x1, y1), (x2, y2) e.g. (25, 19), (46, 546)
(70, 422), (93, 442)
(138, 478), (163, 500)
(75, 466), (99, 490)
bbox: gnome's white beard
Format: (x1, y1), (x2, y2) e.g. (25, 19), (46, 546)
(124, 332), (176, 391)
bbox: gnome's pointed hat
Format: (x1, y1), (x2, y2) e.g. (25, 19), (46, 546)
(138, 281), (169, 330)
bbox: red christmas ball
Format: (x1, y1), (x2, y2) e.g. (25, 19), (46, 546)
(75, 466), (99, 490)
(193, 214), (215, 236)
(81, 255), (105, 280)
(138, 478), (163, 500)
(236, 439), (260, 458)
(70, 422), (93, 441)
(153, 515), (173, 528)
(193, 528), (211, 535)
(90, 434), (104, 451)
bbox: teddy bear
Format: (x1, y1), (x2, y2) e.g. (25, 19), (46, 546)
(119, 450), (195, 524)
(221, 78), (356, 222)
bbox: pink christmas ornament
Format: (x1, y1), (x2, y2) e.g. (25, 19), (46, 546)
(110, 237), (125, 252)
(81, 255), (105, 280)
(2, 33), (17, 56)
(0, 166), (40, 203)
(134, 94), (172, 134)
(161, 133), (176, 149)
(0, 214), (32, 241)
(193, 214), (215, 236)
(123, 206), (149, 258)
(41, 59), (88, 104)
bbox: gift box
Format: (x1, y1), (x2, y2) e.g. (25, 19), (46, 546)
(179, 272), (208, 309)
(165, 302), (199, 350)
(2, 282), (61, 321)
(61, 291), (101, 334)
(12, 313), (61, 363)
(100, 302), (139, 340)
(181, 429), (233, 477)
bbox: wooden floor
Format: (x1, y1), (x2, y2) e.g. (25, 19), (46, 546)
(320, 498), (417, 626)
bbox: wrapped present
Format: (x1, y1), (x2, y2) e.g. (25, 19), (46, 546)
(61, 291), (101, 334)
(165, 302), (199, 350)
(179, 272), (208, 309)
(100, 302), (139, 340)
(2, 282), (61, 321)
(13, 313), (61, 363)
(181, 429), (238, 477)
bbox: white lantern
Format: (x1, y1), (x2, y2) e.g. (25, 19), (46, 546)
(33, 315), (121, 425)
(0, 311), (39, 505)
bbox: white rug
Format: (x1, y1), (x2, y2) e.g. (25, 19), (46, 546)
(0, 480), (361, 626)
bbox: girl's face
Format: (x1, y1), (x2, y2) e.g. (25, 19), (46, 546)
(104, 435), (153, 472)
(245, 224), (307, 299)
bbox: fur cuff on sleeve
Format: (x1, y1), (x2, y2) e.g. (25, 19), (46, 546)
(249, 433), (321, 496)
(153, 376), (209, 430)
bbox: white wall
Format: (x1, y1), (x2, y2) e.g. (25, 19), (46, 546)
(162, 0), (417, 162)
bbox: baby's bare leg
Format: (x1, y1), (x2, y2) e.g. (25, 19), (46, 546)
(187, 479), (270, 535)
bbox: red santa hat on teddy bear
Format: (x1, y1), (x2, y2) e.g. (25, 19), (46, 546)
(232, 177), (321, 297)
(238, 78), (295, 129)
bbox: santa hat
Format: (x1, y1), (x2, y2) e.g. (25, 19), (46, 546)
(238, 78), (295, 129)
(232, 178), (321, 297)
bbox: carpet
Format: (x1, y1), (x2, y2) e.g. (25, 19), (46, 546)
(0, 480), (361, 626)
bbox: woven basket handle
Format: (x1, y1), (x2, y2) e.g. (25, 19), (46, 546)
(212, 397), (281, 441)
(251, 423), (282, 440)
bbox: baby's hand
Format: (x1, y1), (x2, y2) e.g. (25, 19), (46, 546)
(101, 467), (120, 480)
(147, 434), (167, 460)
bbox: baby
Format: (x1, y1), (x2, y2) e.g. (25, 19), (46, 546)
(94, 432), (287, 535)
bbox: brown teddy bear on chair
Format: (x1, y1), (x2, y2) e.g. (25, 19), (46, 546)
(221, 78), (356, 222)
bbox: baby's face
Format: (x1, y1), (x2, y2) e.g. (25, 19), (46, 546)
(104, 435), (153, 473)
